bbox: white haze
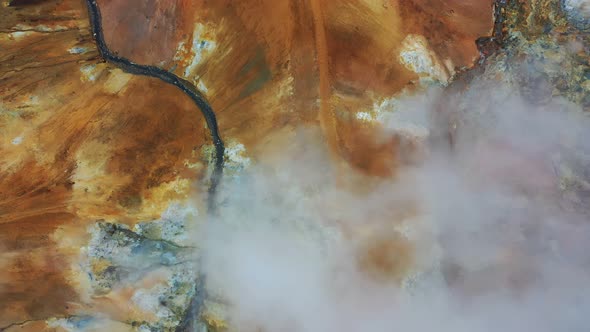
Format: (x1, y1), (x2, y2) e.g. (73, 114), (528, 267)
(200, 76), (590, 330)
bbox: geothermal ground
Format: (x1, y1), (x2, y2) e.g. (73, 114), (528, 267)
(1, 0), (590, 331)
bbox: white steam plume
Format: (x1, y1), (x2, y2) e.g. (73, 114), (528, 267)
(200, 64), (590, 331)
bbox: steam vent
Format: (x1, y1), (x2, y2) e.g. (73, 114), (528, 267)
(2, 0), (590, 331)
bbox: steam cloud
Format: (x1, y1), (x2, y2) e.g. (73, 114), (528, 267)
(200, 60), (590, 330)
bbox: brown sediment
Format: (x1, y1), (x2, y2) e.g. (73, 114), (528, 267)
(310, 0), (340, 163)
(357, 230), (414, 284)
(94, 0), (194, 67)
(0, 213), (78, 328)
(399, 0), (495, 67)
(94, 0), (495, 178)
